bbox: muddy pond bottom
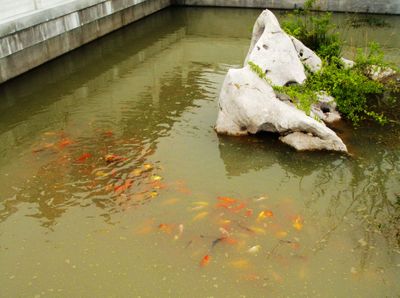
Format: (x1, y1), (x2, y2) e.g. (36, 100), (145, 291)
(0, 7), (399, 298)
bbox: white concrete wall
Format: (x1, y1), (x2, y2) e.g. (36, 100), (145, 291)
(0, 0), (171, 83)
(0, 0), (75, 20)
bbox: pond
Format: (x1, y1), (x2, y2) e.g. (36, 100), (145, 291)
(0, 6), (399, 297)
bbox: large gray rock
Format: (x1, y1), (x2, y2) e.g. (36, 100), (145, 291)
(215, 9), (347, 152)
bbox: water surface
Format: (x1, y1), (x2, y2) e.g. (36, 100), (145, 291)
(0, 7), (399, 297)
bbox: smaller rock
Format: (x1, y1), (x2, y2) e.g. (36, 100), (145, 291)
(280, 131), (346, 151)
(366, 65), (396, 81)
(311, 92), (341, 124)
(341, 57), (355, 69)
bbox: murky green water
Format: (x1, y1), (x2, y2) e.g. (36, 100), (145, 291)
(0, 7), (399, 297)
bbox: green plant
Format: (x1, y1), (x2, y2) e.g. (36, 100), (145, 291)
(279, 2), (398, 125)
(282, 0), (340, 60)
(249, 43), (397, 125)
(273, 84), (317, 115)
(307, 58), (387, 124)
(248, 61), (266, 80)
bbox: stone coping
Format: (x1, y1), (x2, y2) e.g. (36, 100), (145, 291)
(0, 0), (147, 37)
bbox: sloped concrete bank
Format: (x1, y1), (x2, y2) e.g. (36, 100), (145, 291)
(0, 0), (399, 83)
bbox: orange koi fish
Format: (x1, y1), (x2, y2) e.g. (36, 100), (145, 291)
(175, 180), (191, 195)
(216, 202), (231, 209)
(58, 138), (73, 149)
(222, 237), (238, 245)
(217, 196), (237, 204)
(76, 153), (92, 162)
(231, 202), (246, 213)
(245, 209), (253, 217)
(114, 179), (133, 193)
(158, 223), (173, 234)
(104, 130), (113, 137)
(200, 255), (211, 267)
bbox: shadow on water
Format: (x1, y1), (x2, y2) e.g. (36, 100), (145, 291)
(217, 131), (348, 177)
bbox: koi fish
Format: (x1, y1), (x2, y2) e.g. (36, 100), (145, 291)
(276, 231), (288, 238)
(191, 205), (206, 211)
(58, 138), (73, 149)
(148, 191), (158, 198)
(229, 259), (249, 269)
(293, 215), (303, 231)
(114, 179), (133, 193)
(162, 198), (180, 206)
(219, 227), (230, 236)
(159, 223), (173, 234)
(105, 154), (126, 163)
(95, 171), (108, 177)
(192, 201), (209, 206)
(175, 180), (191, 195)
(217, 196), (237, 204)
(142, 163), (153, 171)
(219, 220), (231, 228)
(150, 180), (167, 190)
(247, 245), (261, 254)
(211, 237), (226, 248)
(216, 202), (232, 209)
(192, 211), (208, 222)
(257, 210), (274, 221)
(43, 131), (58, 136)
(32, 143), (55, 153)
(76, 153), (92, 162)
(231, 203), (246, 213)
(200, 255), (211, 267)
(255, 196), (268, 202)
(245, 209), (253, 217)
(150, 175), (162, 181)
(130, 168), (142, 177)
(248, 226), (266, 235)
(104, 130), (113, 137)
(222, 237), (238, 245)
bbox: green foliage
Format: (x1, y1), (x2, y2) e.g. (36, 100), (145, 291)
(282, 0), (340, 60)
(307, 57), (387, 124)
(355, 42), (386, 71)
(278, 2), (398, 125)
(249, 42), (397, 125)
(273, 84), (317, 116)
(248, 61), (266, 80)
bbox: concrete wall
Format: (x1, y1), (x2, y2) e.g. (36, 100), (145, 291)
(0, 0), (171, 83)
(0, 0), (399, 84)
